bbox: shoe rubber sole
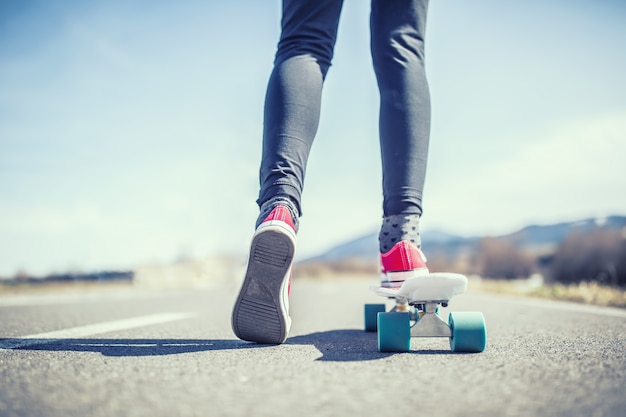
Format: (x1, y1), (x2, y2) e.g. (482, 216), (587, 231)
(232, 225), (295, 344)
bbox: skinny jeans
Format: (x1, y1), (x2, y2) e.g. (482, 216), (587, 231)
(258, 0), (431, 218)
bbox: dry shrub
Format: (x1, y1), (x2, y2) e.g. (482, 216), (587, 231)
(550, 229), (626, 286)
(475, 237), (535, 279)
(293, 258), (377, 279)
(425, 252), (474, 275)
(530, 281), (626, 308)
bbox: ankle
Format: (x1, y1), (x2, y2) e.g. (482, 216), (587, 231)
(256, 197), (300, 232)
(379, 214), (421, 253)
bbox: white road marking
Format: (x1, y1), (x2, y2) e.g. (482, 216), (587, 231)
(0, 312), (195, 350)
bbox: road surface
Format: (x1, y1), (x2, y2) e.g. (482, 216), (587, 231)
(1, 277), (625, 417)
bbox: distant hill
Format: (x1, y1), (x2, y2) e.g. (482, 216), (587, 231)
(298, 215), (626, 264)
(502, 216), (626, 249)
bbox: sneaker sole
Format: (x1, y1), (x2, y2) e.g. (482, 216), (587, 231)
(231, 226), (295, 344)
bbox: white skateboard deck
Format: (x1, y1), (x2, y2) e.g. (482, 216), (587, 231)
(371, 272), (467, 302)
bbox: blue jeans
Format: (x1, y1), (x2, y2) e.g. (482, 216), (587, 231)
(258, 0), (430, 218)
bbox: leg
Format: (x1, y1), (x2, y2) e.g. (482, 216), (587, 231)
(257, 0), (344, 228)
(233, 0), (344, 345)
(371, 0), (430, 218)
(371, 0), (431, 283)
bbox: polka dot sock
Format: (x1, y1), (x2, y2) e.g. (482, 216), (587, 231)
(379, 214), (421, 253)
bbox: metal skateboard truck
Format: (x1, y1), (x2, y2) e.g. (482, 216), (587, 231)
(365, 273), (487, 352)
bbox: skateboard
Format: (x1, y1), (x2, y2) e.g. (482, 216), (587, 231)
(364, 273), (487, 352)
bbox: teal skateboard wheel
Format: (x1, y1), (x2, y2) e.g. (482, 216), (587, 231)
(448, 311), (487, 352)
(377, 312), (410, 352)
(364, 304), (386, 332)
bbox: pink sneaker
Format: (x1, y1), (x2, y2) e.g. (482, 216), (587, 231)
(379, 240), (429, 289)
(231, 206), (296, 344)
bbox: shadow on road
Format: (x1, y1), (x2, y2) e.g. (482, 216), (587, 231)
(287, 329), (455, 361)
(287, 329), (389, 361)
(2, 330), (457, 361)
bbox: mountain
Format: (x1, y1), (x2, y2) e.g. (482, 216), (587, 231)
(299, 229), (476, 264)
(502, 216), (626, 249)
(298, 215), (626, 264)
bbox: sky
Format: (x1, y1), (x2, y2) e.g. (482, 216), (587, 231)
(1, 0), (625, 277)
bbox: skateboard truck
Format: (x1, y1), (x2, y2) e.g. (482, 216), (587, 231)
(410, 301), (451, 338)
(365, 273), (487, 352)
(387, 297), (451, 337)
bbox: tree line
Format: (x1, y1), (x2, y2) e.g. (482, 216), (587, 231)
(429, 229), (626, 287)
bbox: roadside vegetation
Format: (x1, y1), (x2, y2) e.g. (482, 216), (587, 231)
(3, 228), (625, 308)
(294, 227), (626, 308)
(472, 278), (626, 309)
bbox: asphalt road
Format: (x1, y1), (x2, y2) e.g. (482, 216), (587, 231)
(1, 277), (625, 417)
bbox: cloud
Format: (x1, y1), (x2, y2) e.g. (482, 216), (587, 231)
(483, 111), (626, 195)
(425, 111), (626, 235)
